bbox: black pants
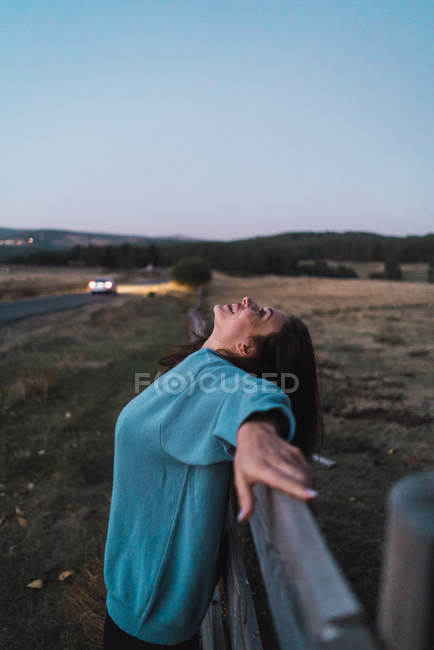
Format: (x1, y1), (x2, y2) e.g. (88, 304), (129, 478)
(103, 611), (201, 650)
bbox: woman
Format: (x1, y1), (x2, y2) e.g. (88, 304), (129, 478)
(103, 296), (323, 649)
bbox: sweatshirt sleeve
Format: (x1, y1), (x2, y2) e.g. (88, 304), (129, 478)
(213, 382), (296, 459)
(160, 372), (296, 466)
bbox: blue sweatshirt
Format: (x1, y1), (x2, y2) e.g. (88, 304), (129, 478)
(104, 347), (296, 644)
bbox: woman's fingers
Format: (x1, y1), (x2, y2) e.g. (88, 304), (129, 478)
(234, 456), (316, 522)
(265, 457), (309, 487)
(251, 438), (313, 486)
(234, 465), (316, 522)
(234, 420), (318, 521)
(282, 443), (311, 472)
(259, 462), (317, 500)
(234, 470), (255, 522)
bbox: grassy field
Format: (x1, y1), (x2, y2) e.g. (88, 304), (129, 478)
(0, 288), (194, 649)
(203, 271), (434, 647)
(1, 268), (433, 649)
(1, 261), (430, 303)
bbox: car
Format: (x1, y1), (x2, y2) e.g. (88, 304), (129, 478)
(88, 277), (117, 294)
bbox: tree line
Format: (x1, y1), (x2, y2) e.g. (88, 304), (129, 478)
(6, 231), (434, 278)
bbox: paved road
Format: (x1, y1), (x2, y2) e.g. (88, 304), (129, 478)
(0, 293), (116, 326)
(0, 277), (173, 326)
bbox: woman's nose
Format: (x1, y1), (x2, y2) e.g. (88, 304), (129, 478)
(242, 296), (259, 309)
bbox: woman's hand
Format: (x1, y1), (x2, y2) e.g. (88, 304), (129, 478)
(234, 418), (317, 522)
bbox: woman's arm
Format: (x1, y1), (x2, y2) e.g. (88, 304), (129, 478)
(234, 415), (317, 522)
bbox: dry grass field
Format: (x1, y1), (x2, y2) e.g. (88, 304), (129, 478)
(1, 261), (429, 302)
(1, 267), (432, 649)
(0, 288), (194, 649)
(202, 271), (434, 647)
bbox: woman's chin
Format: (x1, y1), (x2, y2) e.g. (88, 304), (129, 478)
(213, 305), (230, 322)
(215, 304), (231, 315)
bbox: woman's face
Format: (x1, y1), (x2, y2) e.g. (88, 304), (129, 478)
(212, 296), (288, 356)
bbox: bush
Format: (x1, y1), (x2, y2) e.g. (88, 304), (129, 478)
(369, 259), (402, 281)
(384, 259), (402, 280)
(172, 256), (212, 287)
(297, 260), (358, 279)
(334, 264), (358, 278)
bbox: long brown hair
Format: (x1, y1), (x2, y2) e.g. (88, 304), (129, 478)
(158, 315), (324, 461)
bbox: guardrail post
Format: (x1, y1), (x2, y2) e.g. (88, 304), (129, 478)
(377, 470), (434, 650)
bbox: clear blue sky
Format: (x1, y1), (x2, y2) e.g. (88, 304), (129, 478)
(1, 0), (432, 240)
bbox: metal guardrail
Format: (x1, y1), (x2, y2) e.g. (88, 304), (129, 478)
(201, 471), (434, 650)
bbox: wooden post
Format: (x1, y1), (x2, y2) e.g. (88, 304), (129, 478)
(377, 470), (434, 650)
(200, 585), (228, 650)
(222, 503), (264, 650)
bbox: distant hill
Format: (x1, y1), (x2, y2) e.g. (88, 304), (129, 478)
(0, 227), (198, 262)
(1, 226), (433, 268)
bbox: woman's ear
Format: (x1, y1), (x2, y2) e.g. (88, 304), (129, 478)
(235, 339), (256, 357)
